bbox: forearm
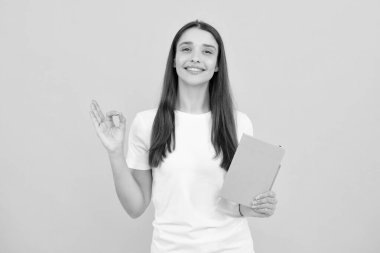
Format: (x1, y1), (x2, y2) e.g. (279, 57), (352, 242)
(217, 197), (243, 218)
(108, 150), (145, 219)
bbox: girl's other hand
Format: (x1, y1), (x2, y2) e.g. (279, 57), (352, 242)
(241, 190), (277, 218)
(89, 99), (126, 154)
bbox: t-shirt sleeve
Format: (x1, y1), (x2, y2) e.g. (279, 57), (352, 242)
(242, 113), (254, 137)
(126, 113), (151, 170)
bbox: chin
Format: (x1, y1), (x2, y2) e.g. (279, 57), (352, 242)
(178, 71), (214, 86)
(180, 78), (211, 86)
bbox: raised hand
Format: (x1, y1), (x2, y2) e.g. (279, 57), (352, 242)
(89, 99), (126, 154)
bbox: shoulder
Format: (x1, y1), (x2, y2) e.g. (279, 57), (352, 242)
(234, 110), (253, 127)
(134, 107), (158, 128)
(136, 107), (158, 117)
(234, 110), (253, 138)
(235, 110), (250, 123)
(136, 107), (158, 119)
(128, 108), (158, 146)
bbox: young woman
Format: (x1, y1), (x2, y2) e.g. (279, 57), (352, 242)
(90, 20), (277, 253)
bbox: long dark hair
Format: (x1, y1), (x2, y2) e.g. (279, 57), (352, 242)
(148, 19), (238, 171)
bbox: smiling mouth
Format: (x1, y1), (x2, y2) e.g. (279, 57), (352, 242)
(184, 67), (205, 73)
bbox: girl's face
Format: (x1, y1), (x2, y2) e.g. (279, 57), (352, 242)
(174, 28), (219, 86)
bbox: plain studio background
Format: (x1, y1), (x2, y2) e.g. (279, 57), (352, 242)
(0, 0), (379, 252)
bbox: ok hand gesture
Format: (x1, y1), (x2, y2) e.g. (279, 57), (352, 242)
(89, 100), (126, 154)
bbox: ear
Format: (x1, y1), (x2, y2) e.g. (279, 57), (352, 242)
(214, 65), (219, 72)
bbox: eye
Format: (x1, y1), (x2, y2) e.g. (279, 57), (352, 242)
(181, 47), (191, 52)
(204, 50), (213, 54)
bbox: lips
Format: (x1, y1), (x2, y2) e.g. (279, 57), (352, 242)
(184, 66), (205, 73)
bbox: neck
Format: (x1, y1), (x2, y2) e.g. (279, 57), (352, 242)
(175, 80), (210, 114)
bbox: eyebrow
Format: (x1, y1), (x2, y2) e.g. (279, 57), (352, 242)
(178, 41), (217, 50)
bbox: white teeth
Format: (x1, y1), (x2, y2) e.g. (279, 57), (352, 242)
(186, 67), (203, 71)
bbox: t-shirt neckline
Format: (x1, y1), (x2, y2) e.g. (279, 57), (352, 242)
(174, 109), (211, 117)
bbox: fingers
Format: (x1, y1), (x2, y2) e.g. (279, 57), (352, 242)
(251, 199), (277, 213)
(251, 190), (277, 212)
(248, 204), (275, 217)
(89, 100), (127, 132)
(106, 110), (119, 118)
(89, 110), (100, 129)
(254, 208), (274, 216)
(245, 190), (278, 218)
(105, 111), (127, 130)
(90, 100), (106, 123)
(106, 110), (119, 126)
(253, 191), (276, 200)
(252, 203), (276, 210)
(252, 197), (277, 206)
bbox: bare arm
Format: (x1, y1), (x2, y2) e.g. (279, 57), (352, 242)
(89, 100), (148, 219)
(218, 197), (243, 218)
(108, 150), (146, 219)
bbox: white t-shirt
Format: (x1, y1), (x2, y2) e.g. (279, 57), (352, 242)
(126, 108), (255, 253)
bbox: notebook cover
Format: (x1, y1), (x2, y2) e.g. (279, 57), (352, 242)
(219, 134), (285, 206)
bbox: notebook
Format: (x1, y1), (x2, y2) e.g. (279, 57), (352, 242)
(219, 133), (285, 206)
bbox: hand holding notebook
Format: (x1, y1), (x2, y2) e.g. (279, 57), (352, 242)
(219, 134), (285, 206)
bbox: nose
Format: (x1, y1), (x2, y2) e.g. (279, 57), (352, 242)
(190, 49), (201, 63)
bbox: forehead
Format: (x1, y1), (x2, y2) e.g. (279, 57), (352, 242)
(177, 28), (218, 49)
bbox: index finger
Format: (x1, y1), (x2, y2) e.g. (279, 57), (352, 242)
(91, 100), (106, 121)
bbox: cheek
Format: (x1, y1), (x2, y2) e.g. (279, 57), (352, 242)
(175, 54), (187, 67)
(206, 58), (218, 68)
(175, 67), (185, 77)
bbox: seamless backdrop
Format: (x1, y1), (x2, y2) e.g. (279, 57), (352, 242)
(0, 0), (379, 252)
